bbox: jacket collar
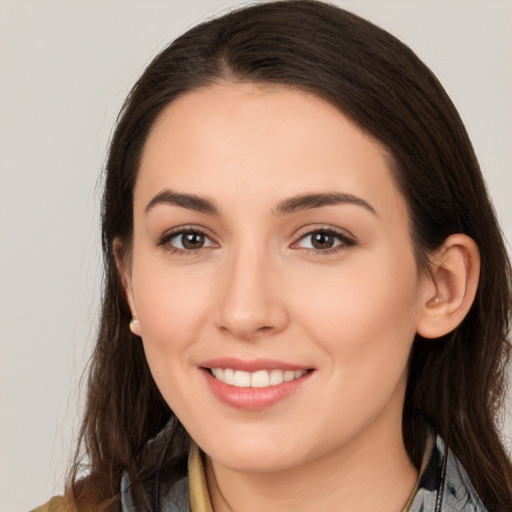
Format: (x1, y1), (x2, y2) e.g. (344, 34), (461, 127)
(121, 433), (486, 511)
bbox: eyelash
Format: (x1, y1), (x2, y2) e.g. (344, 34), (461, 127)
(157, 226), (356, 256)
(157, 226), (215, 256)
(291, 227), (356, 255)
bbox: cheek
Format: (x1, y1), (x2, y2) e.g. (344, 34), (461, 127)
(131, 257), (214, 358)
(130, 261), (216, 412)
(293, 250), (421, 371)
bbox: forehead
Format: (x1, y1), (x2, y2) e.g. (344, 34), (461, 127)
(136, 82), (405, 219)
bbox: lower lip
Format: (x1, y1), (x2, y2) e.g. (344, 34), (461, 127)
(202, 369), (313, 411)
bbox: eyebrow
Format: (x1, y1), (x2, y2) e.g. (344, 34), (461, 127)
(145, 190), (220, 215)
(145, 189), (377, 217)
(275, 192), (378, 217)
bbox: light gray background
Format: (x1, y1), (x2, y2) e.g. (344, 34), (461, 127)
(1, 1), (511, 511)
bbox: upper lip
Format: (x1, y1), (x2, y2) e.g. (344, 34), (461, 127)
(200, 357), (312, 373)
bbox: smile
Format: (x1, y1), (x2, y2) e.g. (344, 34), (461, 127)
(210, 368), (308, 388)
(202, 363), (314, 410)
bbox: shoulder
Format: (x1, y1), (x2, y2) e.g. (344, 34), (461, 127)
(31, 482), (109, 512)
(30, 496), (68, 512)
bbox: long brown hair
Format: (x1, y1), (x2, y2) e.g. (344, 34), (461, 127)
(69, 1), (512, 510)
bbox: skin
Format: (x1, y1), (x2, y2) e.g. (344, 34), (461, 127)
(119, 83), (479, 511)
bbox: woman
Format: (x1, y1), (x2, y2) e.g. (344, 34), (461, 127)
(34, 1), (512, 511)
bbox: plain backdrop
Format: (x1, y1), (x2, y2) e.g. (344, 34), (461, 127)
(1, 1), (511, 510)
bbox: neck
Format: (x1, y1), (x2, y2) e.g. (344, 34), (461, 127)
(205, 421), (418, 512)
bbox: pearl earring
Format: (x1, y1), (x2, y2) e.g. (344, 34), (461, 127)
(129, 315), (140, 334)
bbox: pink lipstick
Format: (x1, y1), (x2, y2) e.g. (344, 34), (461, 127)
(200, 358), (313, 410)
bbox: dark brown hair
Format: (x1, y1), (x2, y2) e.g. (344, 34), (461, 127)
(69, 1), (512, 510)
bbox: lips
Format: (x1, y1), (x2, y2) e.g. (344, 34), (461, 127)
(200, 358), (313, 410)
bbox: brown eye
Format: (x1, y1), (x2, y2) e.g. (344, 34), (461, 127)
(311, 232), (336, 249)
(295, 229), (355, 252)
(181, 232), (205, 249)
(164, 230), (214, 252)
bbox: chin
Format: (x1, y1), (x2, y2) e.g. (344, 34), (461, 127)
(199, 429), (309, 473)
(212, 447), (305, 474)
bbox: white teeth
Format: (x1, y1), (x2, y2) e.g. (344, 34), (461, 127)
(283, 370), (295, 382)
(251, 370), (270, 388)
(233, 370), (251, 387)
(269, 369), (285, 385)
(212, 368), (223, 380)
(223, 368), (235, 385)
(210, 368), (307, 388)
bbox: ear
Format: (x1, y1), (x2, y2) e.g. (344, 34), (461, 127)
(416, 234), (480, 339)
(113, 237), (141, 336)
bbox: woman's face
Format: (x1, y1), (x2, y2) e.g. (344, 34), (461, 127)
(124, 83), (431, 473)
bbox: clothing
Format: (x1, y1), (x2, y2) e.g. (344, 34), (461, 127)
(406, 435), (486, 511)
(32, 434), (487, 512)
(119, 446), (211, 512)
(120, 435), (487, 512)
(31, 496), (67, 512)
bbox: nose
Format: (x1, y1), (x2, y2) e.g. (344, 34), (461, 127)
(214, 246), (289, 341)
